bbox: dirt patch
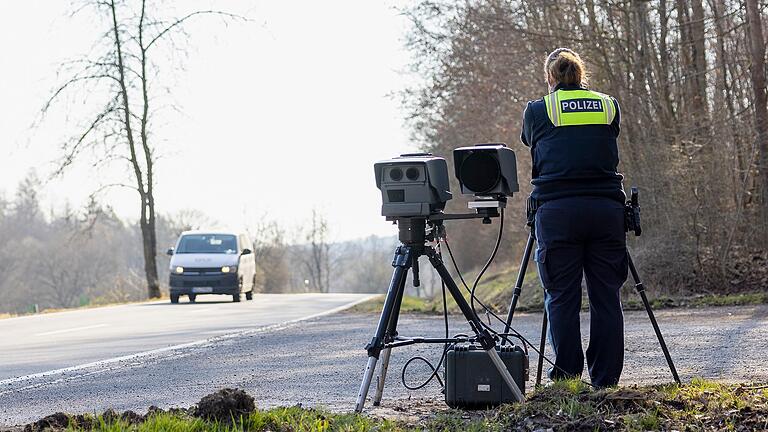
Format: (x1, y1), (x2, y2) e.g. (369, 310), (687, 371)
(22, 409), (146, 432)
(21, 388), (254, 431)
(193, 388), (255, 422)
(22, 413), (69, 432)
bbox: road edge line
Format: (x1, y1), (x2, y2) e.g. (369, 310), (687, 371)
(0, 294), (376, 388)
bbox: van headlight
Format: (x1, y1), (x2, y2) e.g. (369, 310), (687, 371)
(174, 266), (184, 274)
(221, 266), (237, 273)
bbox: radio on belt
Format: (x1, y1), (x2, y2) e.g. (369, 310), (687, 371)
(445, 343), (528, 408)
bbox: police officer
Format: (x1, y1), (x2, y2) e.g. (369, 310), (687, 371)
(520, 48), (628, 387)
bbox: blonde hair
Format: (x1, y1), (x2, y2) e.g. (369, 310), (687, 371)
(544, 48), (588, 87)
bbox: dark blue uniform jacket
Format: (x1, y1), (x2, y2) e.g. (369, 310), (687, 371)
(520, 83), (625, 203)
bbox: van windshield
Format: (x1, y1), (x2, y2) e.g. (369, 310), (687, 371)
(176, 234), (238, 254)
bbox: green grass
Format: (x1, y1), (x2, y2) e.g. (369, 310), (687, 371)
(622, 292), (768, 310)
(348, 266), (768, 316)
(347, 295), (436, 314)
(347, 267), (543, 316)
(61, 407), (403, 432)
(51, 380), (768, 431)
(489, 379), (768, 431)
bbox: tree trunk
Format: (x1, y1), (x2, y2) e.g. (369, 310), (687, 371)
(110, 0), (160, 299)
(658, 0), (678, 144)
(137, 0), (159, 298)
(139, 193), (161, 298)
(746, 0), (768, 218)
(690, 0), (708, 123)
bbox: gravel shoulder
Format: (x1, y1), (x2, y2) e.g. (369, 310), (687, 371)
(1, 305), (767, 427)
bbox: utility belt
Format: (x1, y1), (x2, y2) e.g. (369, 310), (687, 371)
(524, 188), (642, 236)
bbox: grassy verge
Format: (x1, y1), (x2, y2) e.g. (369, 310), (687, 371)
(347, 267), (543, 315)
(35, 408), (401, 432)
(622, 292), (768, 310)
(348, 267), (768, 315)
(32, 379), (768, 431)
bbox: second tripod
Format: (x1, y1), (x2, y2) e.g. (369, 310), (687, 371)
(502, 194), (681, 386)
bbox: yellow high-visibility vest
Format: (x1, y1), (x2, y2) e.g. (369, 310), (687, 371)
(543, 89), (616, 127)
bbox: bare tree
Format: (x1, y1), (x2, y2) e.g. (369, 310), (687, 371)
(39, 0), (243, 298)
(401, 0), (768, 292)
(38, 229), (111, 308)
(339, 235), (397, 294)
(298, 209), (334, 293)
(746, 0), (768, 223)
(250, 220), (290, 293)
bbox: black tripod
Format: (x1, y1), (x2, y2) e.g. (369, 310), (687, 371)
(354, 215), (525, 413)
(502, 195), (681, 386)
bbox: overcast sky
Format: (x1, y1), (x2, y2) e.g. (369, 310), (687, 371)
(0, 0), (416, 241)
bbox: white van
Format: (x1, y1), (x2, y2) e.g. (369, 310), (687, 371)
(166, 231), (256, 303)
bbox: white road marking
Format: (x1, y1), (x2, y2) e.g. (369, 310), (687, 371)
(35, 324), (108, 337)
(0, 295), (375, 393)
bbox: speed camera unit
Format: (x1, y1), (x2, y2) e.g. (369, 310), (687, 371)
(374, 153), (452, 218)
(453, 143), (519, 197)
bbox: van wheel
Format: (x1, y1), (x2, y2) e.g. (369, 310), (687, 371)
(245, 291), (253, 301)
(232, 293), (241, 302)
(188, 294), (196, 303)
(170, 294), (179, 304)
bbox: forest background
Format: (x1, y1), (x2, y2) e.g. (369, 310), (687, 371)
(2, 0), (767, 314)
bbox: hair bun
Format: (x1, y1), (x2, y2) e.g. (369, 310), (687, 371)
(545, 48), (588, 87)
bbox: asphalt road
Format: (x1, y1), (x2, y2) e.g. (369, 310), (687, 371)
(0, 293), (372, 382)
(1, 303), (767, 427)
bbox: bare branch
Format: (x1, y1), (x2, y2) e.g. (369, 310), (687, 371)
(145, 10), (247, 51)
(88, 182), (139, 199)
(40, 73), (118, 117)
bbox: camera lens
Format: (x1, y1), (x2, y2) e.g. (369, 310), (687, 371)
(460, 152), (500, 193)
(389, 168), (403, 181)
(405, 167), (420, 181)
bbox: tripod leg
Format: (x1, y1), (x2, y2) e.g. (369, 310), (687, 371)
(427, 248), (525, 403)
(503, 232), (535, 343)
(373, 348), (391, 406)
(373, 268), (408, 406)
(355, 246), (412, 413)
(535, 310), (548, 386)
(628, 252), (681, 384)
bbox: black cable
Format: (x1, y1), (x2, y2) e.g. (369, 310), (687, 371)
(444, 235), (523, 341)
(443, 233), (597, 389)
(445, 237), (525, 351)
(402, 356), (445, 390)
(401, 216), (509, 392)
(445, 237), (554, 361)
(400, 242), (450, 391)
(401, 212), (597, 391)
(443, 237), (504, 336)
(469, 207), (505, 315)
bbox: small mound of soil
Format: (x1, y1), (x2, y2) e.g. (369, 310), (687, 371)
(193, 388), (256, 422)
(23, 412), (69, 432)
(23, 409), (146, 431)
(118, 410), (143, 425)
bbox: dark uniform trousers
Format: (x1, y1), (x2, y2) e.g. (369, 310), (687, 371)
(534, 196), (628, 387)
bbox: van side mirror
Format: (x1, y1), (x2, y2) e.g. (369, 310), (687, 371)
(166, 247), (175, 256)
(241, 248), (252, 255)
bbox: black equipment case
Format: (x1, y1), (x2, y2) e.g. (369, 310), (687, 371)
(445, 344), (528, 408)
